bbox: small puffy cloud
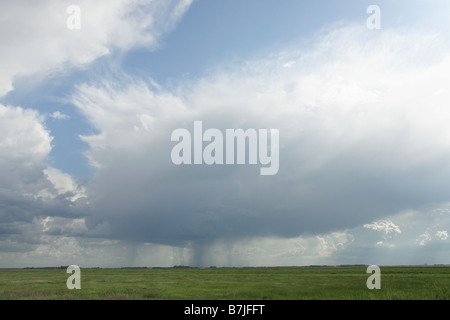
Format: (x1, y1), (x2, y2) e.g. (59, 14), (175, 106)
(376, 241), (396, 249)
(316, 231), (354, 257)
(363, 219), (402, 238)
(416, 232), (432, 246)
(415, 229), (448, 246)
(50, 111), (70, 120)
(436, 230), (448, 241)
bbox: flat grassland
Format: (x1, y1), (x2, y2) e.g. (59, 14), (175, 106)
(0, 266), (448, 300)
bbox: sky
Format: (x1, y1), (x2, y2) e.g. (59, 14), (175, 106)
(1, 0), (450, 268)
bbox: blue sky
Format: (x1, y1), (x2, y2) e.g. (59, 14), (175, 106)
(1, 0), (450, 268)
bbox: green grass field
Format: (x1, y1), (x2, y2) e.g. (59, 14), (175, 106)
(0, 266), (448, 300)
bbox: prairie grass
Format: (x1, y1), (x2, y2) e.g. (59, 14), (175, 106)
(0, 266), (448, 300)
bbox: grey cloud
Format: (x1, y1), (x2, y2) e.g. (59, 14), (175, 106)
(72, 26), (450, 266)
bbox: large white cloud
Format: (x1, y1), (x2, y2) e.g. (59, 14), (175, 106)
(69, 24), (450, 266)
(0, 0), (192, 96)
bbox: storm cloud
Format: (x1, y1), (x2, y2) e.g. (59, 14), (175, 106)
(1, 1), (450, 267)
(70, 25), (450, 265)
